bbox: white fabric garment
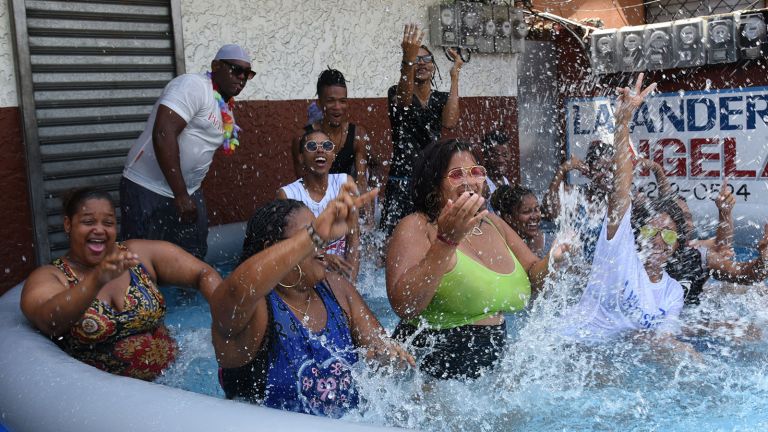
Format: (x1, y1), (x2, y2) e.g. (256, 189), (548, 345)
(124, 73), (225, 198)
(561, 203), (684, 343)
(486, 176), (510, 196)
(280, 174), (348, 255)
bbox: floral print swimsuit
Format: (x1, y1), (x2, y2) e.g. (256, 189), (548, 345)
(53, 243), (177, 380)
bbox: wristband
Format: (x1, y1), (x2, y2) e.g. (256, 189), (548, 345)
(436, 232), (459, 247)
(401, 60), (415, 67)
(306, 224), (328, 252)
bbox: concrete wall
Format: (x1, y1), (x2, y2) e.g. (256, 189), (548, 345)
(0, 0), (18, 108)
(178, 0), (519, 100)
(0, 0), (521, 294)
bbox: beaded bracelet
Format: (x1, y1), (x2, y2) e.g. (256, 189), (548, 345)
(306, 224), (328, 252)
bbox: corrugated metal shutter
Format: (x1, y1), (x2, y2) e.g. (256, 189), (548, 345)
(645, 0), (763, 23)
(9, 0), (185, 263)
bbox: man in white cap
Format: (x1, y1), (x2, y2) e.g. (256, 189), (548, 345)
(120, 43), (253, 259)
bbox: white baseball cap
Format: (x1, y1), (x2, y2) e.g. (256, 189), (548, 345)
(214, 44), (251, 64)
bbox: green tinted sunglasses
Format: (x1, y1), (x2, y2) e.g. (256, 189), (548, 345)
(639, 225), (678, 246)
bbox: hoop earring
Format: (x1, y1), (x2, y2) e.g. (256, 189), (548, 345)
(278, 264), (304, 288)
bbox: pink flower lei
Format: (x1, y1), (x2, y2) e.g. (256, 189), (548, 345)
(207, 71), (241, 154)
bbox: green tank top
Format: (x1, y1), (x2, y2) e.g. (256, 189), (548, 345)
(407, 224), (532, 330)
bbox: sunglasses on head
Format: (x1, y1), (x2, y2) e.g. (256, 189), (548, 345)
(304, 140), (335, 152)
(445, 165), (487, 184)
(639, 225), (678, 246)
(219, 59), (256, 80)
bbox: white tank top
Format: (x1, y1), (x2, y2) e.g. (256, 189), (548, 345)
(280, 174), (348, 255)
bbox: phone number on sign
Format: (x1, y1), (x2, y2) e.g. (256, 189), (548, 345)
(637, 181), (752, 201)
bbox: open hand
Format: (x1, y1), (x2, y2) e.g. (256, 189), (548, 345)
(315, 181), (378, 243)
(615, 73), (657, 126)
(401, 23), (424, 63)
(436, 192), (488, 244)
(174, 195), (198, 224)
(715, 177), (735, 214)
(365, 339), (416, 370)
(97, 250), (140, 285)
(446, 48), (464, 79)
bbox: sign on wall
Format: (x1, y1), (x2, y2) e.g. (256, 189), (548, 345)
(565, 86), (768, 242)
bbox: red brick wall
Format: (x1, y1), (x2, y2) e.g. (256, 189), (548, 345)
(203, 96), (519, 225)
(0, 107), (36, 295)
(1, 96), (517, 294)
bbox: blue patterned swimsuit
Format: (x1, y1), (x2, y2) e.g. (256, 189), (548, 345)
(219, 281), (359, 417)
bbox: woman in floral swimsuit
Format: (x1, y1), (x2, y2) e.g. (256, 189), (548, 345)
(21, 188), (222, 380)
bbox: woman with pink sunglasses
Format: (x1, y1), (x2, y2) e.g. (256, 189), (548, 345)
(386, 139), (563, 380)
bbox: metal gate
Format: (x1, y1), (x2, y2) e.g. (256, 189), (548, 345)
(8, 0), (185, 263)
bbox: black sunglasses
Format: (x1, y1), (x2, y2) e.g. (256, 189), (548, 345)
(305, 140), (335, 152)
(219, 59), (256, 80)
(416, 54), (434, 63)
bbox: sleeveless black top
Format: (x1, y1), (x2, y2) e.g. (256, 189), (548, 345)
(303, 123), (357, 177)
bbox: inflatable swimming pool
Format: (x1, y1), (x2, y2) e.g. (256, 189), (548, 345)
(0, 223), (402, 432)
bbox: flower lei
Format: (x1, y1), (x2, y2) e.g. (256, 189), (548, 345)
(207, 72), (241, 154)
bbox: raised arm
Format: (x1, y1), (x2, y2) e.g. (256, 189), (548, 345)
(125, 239), (222, 302)
(441, 48), (463, 129)
(394, 24), (423, 108)
(344, 174), (361, 282)
(211, 182), (378, 339)
(542, 155), (587, 220)
(386, 192), (487, 320)
(353, 125), (376, 228)
(713, 178), (735, 252)
(709, 224), (768, 284)
(21, 252), (139, 337)
(637, 157), (673, 198)
(608, 74), (656, 239)
(152, 106), (196, 223)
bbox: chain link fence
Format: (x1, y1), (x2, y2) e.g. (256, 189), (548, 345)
(645, 0), (764, 23)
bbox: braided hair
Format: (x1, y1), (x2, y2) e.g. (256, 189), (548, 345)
(240, 199), (307, 265)
(316, 68), (346, 97)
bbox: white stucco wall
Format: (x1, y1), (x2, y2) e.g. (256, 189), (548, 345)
(0, 0), (18, 108)
(180, 0), (519, 100)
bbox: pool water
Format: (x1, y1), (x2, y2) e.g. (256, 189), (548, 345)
(158, 246), (768, 431)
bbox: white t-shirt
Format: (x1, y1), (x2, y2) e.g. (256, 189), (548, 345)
(280, 174), (348, 255)
(124, 73), (225, 198)
(561, 203), (684, 343)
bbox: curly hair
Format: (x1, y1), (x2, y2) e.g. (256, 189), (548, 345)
(411, 139), (475, 222)
(240, 199), (307, 265)
(490, 184), (535, 219)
